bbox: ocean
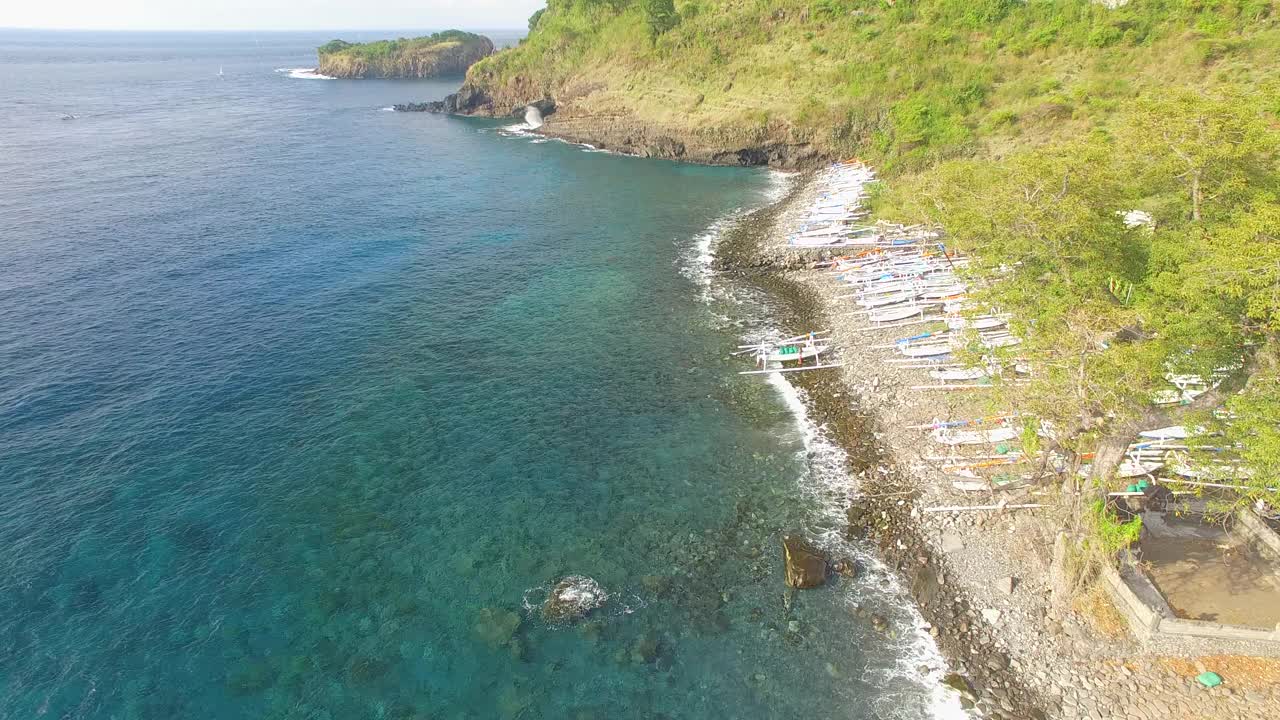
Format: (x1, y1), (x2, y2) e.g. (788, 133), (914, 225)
(0, 30), (961, 719)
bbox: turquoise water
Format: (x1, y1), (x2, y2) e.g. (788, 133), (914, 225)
(0, 31), (954, 719)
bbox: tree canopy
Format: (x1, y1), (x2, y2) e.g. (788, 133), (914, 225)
(880, 86), (1280, 505)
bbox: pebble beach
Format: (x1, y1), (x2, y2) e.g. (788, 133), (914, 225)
(715, 167), (1280, 720)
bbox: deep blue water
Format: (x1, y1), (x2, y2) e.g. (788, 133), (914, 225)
(0, 31), (958, 720)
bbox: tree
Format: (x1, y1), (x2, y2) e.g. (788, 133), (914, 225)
(643, 0), (679, 39)
(1212, 356), (1280, 509)
(528, 7), (546, 32)
(1179, 204), (1280, 333)
(896, 138), (1163, 441)
(1119, 88), (1277, 222)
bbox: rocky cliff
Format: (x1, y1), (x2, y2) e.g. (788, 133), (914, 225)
(316, 32), (494, 79)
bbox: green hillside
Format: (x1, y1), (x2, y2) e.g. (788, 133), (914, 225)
(463, 0), (1278, 171)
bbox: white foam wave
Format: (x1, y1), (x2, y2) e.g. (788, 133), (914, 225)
(498, 122), (537, 137)
(275, 67), (335, 80)
(681, 216), (732, 301)
(764, 373), (969, 720)
(493, 123), (626, 157)
(764, 169), (798, 205)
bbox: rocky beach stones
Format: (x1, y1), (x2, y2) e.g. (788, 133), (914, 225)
(541, 575), (608, 624)
(782, 535), (828, 589)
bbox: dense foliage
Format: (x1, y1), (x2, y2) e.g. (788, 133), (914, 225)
(317, 30), (486, 61)
(878, 86), (1280, 505)
(315, 31), (494, 78)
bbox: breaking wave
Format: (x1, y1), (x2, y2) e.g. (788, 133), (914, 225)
(685, 168), (968, 719)
(275, 67), (335, 80)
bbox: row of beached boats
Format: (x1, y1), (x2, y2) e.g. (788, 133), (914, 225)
(740, 160), (1258, 498)
(788, 164), (943, 249)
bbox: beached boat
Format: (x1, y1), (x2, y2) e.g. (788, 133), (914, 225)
(858, 290), (919, 308)
(932, 426), (1019, 446)
(946, 316), (1007, 331)
(764, 343), (829, 362)
(736, 332), (834, 371)
(1117, 459), (1162, 478)
(899, 343), (952, 358)
(930, 367), (987, 381)
(868, 304), (925, 324)
(1139, 426), (1194, 440)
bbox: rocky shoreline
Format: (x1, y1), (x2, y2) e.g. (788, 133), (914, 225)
(396, 87), (821, 169)
(714, 173), (1280, 720)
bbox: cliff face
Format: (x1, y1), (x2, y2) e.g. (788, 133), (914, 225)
(316, 32), (494, 79)
(409, 79), (819, 168)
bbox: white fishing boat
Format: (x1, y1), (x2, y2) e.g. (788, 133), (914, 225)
(981, 335), (1021, 349)
(764, 342), (829, 362)
(858, 290), (919, 308)
(900, 343), (952, 358)
(946, 316), (1007, 331)
(1117, 459), (1162, 478)
(920, 284), (967, 299)
(930, 367), (987, 381)
(932, 426), (1019, 446)
(737, 332), (834, 372)
(868, 304), (926, 323)
(1139, 426), (1193, 440)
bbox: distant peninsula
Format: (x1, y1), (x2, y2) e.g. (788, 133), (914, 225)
(316, 31), (495, 79)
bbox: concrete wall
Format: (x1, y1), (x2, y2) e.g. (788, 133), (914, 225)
(1100, 522), (1280, 648)
(1237, 509), (1280, 563)
(1099, 563), (1158, 639)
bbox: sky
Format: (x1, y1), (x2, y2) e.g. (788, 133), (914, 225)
(0, 0), (546, 31)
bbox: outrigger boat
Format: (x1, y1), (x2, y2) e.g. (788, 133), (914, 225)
(762, 340), (829, 363)
(736, 331), (842, 375)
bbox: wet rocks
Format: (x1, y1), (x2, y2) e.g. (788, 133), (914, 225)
(541, 575), (608, 624)
(870, 613), (889, 633)
(943, 672), (978, 707)
(473, 607), (522, 649)
(831, 557), (858, 578)
(781, 535), (828, 589)
(845, 505), (871, 538)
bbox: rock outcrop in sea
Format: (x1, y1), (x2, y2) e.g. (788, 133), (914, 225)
(316, 32), (494, 79)
(541, 575), (608, 624)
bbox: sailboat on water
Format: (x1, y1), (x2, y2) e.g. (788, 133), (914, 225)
(218, 66), (224, 79)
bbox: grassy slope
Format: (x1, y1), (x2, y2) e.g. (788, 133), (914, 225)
(318, 31), (493, 78)
(469, 0), (1279, 171)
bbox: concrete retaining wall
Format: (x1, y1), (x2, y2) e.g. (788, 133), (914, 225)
(1237, 509), (1280, 563)
(1100, 515), (1280, 647)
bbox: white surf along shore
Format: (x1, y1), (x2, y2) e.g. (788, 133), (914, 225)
(685, 170), (968, 720)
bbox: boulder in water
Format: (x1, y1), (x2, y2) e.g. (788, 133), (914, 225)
(542, 575), (607, 623)
(782, 535), (828, 589)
